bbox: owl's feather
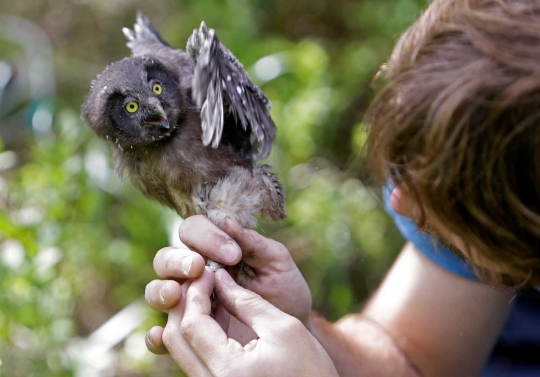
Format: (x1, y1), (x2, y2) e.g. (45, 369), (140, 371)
(187, 22), (275, 160)
(196, 164), (286, 228)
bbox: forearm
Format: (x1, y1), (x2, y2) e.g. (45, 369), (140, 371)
(308, 312), (421, 377)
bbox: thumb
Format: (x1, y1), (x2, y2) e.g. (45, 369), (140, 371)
(215, 269), (296, 339)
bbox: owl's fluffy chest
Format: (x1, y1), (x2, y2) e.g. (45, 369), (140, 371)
(111, 129), (252, 217)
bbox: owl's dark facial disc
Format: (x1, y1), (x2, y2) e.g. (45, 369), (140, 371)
(83, 56), (186, 149)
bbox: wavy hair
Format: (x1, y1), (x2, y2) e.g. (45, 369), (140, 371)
(367, 0), (540, 287)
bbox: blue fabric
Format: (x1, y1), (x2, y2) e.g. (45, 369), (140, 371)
(383, 186), (540, 376)
(382, 186), (478, 281)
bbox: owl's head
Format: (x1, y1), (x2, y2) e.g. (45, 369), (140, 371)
(83, 56), (186, 148)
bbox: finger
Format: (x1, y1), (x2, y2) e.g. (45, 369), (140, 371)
(153, 246), (206, 279)
(171, 267), (242, 363)
(215, 269), (296, 338)
(179, 215), (242, 265)
(219, 217), (291, 269)
(145, 279), (182, 312)
(162, 279), (213, 377)
(213, 301), (230, 334)
(146, 326), (168, 355)
(145, 282), (193, 354)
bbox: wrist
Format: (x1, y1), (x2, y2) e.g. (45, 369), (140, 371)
(305, 312), (422, 377)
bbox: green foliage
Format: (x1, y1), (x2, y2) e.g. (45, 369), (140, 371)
(0, 0), (427, 375)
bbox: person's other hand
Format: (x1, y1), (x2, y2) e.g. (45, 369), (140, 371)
(161, 267), (338, 377)
(145, 215), (312, 353)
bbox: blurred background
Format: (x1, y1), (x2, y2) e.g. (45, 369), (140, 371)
(0, 0), (427, 375)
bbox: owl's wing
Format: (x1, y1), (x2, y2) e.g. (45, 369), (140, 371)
(187, 22), (276, 161)
(122, 12), (171, 56)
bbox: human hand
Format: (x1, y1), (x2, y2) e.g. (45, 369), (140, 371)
(146, 215), (312, 315)
(160, 267), (338, 377)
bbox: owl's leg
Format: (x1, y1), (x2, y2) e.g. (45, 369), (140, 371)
(195, 166), (263, 229)
(195, 166), (267, 285)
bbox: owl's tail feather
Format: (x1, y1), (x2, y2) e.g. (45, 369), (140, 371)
(255, 164), (287, 222)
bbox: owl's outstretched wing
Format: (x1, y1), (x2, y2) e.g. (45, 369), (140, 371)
(187, 22), (276, 161)
(122, 12), (170, 56)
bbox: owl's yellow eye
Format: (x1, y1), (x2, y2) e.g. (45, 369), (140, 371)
(125, 101), (139, 113)
(152, 83), (163, 95)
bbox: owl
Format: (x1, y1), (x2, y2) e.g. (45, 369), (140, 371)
(83, 13), (285, 270)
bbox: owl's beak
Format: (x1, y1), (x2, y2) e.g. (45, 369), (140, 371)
(144, 100), (170, 129)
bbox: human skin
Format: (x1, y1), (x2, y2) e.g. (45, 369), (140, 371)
(159, 266), (339, 377)
(145, 186), (515, 376)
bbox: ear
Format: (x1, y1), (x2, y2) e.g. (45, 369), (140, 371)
(390, 185), (422, 221)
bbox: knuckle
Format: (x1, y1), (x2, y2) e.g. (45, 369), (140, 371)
(248, 229), (266, 247)
(153, 247), (176, 271)
(161, 325), (177, 348)
(279, 316), (304, 335)
(240, 230), (263, 259)
(267, 240), (292, 264)
(237, 291), (265, 312)
(179, 317), (198, 341)
(249, 229), (290, 257)
(273, 241), (290, 258)
(190, 291), (206, 307)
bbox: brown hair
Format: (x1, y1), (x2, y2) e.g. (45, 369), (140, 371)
(367, 0), (540, 287)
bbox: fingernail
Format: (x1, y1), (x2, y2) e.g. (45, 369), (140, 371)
(159, 284), (166, 305)
(146, 331), (154, 348)
(219, 269), (236, 286)
(220, 242), (239, 263)
(182, 255), (193, 276)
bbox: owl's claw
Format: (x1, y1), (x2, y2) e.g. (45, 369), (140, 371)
(207, 259), (224, 272)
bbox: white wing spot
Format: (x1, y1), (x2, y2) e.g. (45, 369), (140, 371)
(227, 75), (232, 81)
(236, 86), (242, 95)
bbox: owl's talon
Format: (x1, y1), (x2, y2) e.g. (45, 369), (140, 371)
(207, 260), (223, 272)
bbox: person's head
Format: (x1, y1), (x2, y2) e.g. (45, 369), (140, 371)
(367, 0), (540, 287)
